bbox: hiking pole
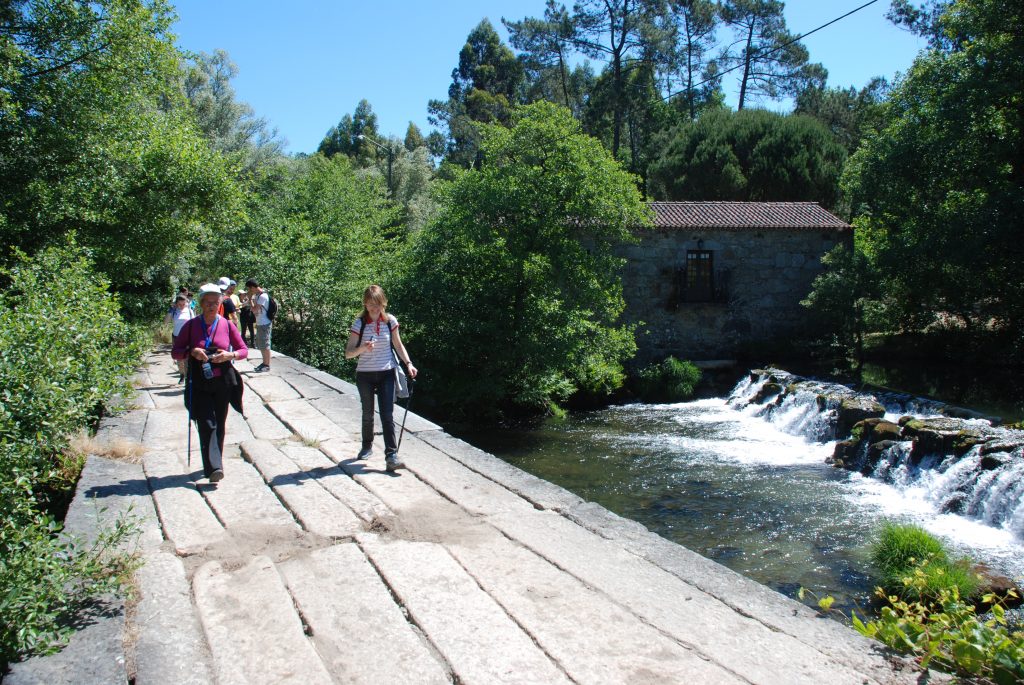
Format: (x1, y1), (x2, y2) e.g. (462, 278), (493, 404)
(397, 379), (414, 451)
(186, 362), (193, 470)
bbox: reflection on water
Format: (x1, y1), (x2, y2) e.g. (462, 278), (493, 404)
(453, 398), (1024, 613)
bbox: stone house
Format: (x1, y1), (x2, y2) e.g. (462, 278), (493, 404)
(620, 201), (852, 363)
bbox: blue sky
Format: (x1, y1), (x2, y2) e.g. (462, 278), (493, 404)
(169, 1), (927, 154)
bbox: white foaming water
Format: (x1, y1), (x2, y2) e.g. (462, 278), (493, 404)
(619, 398), (835, 466)
(722, 373), (1024, 575)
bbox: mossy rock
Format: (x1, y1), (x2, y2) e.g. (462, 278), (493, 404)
(836, 397), (886, 437)
(871, 420), (902, 443)
(952, 431), (988, 456)
(830, 440), (856, 467)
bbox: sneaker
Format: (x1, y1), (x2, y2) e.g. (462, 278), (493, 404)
(209, 469), (224, 483)
(255, 365), (270, 373)
(385, 454), (404, 473)
(356, 446), (372, 460)
(253, 363), (266, 372)
(178, 373), (185, 384)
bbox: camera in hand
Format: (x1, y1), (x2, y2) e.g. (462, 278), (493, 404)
(202, 346), (217, 379)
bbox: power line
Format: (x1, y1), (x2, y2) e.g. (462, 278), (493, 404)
(662, 0), (881, 103)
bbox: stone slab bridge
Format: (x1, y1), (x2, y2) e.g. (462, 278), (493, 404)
(7, 349), (944, 685)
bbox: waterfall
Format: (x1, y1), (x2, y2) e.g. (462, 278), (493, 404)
(727, 369), (1024, 541)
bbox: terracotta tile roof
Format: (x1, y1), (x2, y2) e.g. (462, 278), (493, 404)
(649, 201), (851, 230)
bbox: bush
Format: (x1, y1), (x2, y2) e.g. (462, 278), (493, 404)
(853, 568), (1023, 683)
(0, 243), (146, 666)
(634, 357), (702, 403)
(871, 522), (980, 603)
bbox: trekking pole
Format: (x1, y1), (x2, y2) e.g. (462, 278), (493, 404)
(186, 362), (193, 470)
(397, 379), (414, 451)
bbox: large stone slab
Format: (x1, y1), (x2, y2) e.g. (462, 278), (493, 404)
(303, 368), (358, 395)
(133, 549), (213, 685)
(279, 543), (450, 684)
(269, 398), (350, 444)
(564, 502), (922, 683)
(388, 434), (539, 518)
(447, 533), (745, 684)
(143, 451), (225, 556)
(278, 442), (390, 522)
(278, 371), (332, 399)
(193, 556), (333, 685)
(241, 439), (362, 538)
(240, 394), (293, 441)
(198, 456), (298, 532)
(141, 408), (190, 453)
(244, 374), (301, 402)
(487, 508), (882, 685)
(4, 456), (155, 685)
(418, 430), (585, 512)
(359, 536), (572, 685)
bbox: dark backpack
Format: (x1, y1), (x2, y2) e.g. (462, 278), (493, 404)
(265, 294), (278, 321)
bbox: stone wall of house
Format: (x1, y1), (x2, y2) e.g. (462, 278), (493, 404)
(618, 228), (848, 364)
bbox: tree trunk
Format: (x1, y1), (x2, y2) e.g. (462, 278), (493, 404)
(737, 21), (754, 110)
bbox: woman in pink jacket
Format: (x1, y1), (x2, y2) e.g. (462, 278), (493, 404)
(172, 283), (248, 483)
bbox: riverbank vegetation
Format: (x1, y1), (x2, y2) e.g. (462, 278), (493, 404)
(0, 245), (146, 668)
(634, 357), (703, 403)
(1, 0), (1020, 667)
(862, 524), (1021, 682)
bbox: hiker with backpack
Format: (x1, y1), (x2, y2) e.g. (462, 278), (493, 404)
(345, 285), (417, 473)
(172, 283), (248, 483)
(245, 278), (275, 373)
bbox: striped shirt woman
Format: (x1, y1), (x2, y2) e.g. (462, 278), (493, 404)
(344, 285), (418, 472)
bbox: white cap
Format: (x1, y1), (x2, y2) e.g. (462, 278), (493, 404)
(217, 277), (231, 290)
(197, 283), (222, 298)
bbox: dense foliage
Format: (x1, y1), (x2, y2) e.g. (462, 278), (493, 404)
(647, 108), (846, 207)
(398, 102), (649, 418)
(827, 0), (1024, 359)
(0, 0), (240, 302)
(0, 244), (146, 666)
(634, 357), (702, 403)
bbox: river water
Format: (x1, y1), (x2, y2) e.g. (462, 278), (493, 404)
(454, 380), (1024, 614)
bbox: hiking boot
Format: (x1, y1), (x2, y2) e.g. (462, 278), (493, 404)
(385, 454), (404, 473)
(209, 469), (224, 483)
(356, 446), (372, 460)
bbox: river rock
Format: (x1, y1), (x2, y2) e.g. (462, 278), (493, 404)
(836, 397), (885, 437)
(751, 382), (783, 404)
(972, 564), (1024, 610)
(901, 419), (989, 461)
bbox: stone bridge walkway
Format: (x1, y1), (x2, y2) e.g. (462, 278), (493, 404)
(7, 349), (937, 684)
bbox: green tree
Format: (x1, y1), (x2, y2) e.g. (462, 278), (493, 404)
(181, 48), (284, 174)
(647, 108), (846, 206)
(428, 20), (523, 168)
(719, 0), (827, 110)
(505, 0), (594, 119)
(565, 0), (672, 158)
(317, 99), (381, 166)
(0, 0), (239, 300)
(665, 0), (723, 121)
(793, 78), (888, 155)
(842, 0), (1024, 348)
(399, 102), (650, 419)
(404, 122), (426, 151)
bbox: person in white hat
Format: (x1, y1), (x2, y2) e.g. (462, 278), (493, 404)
(217, 277), (239, 328)
(171, 283), (248, 483)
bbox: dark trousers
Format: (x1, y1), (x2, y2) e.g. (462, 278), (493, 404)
(356, 370), (397, 456)
(192, 382), (230, 477)
(240, 308), (256, 346)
